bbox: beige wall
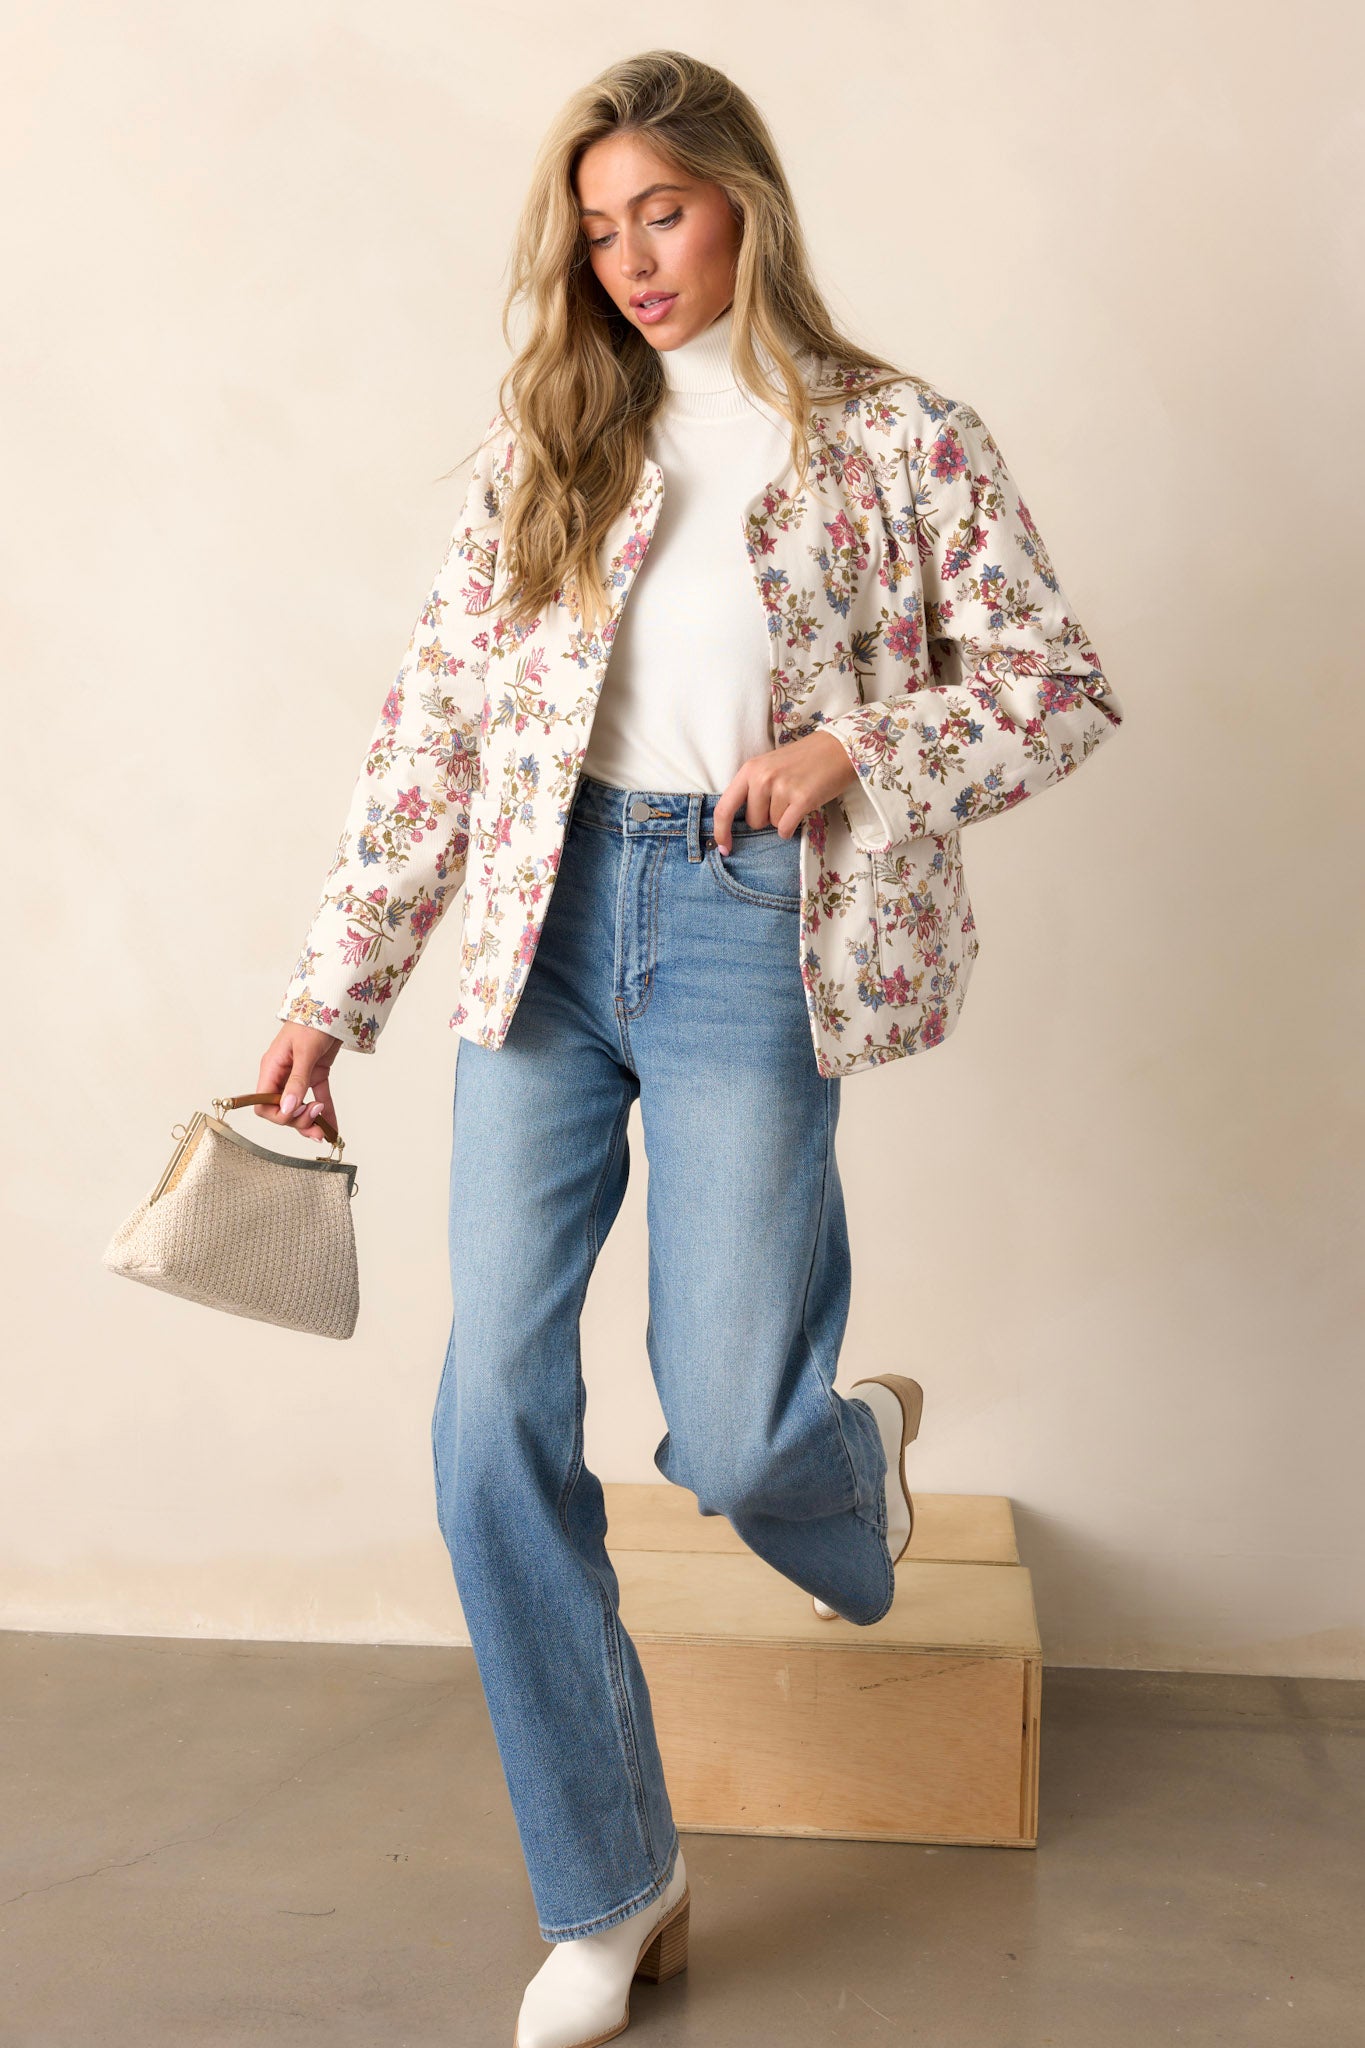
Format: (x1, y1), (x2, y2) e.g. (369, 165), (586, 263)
(4, 4), (1361, 1676)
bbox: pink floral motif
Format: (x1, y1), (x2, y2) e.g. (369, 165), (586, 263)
(277, 369), (1120, 1077)
(883, 611), (922, 664)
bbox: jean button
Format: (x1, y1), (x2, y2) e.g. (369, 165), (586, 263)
(629, 797), (652, 821)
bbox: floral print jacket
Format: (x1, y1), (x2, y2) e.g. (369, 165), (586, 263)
(276, 348), (1122, 1078)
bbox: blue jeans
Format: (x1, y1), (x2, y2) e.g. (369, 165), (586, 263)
(430, 776), (894, 1942)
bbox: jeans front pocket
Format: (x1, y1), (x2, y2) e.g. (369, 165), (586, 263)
(705, 824), (803, 909)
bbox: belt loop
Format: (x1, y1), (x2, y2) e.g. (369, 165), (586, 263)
(687, 793), (702, 862)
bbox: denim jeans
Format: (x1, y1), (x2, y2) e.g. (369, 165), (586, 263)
(430, 775), (894, 1942)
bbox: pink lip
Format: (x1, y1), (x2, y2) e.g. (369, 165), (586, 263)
(633, 293), (677, 325)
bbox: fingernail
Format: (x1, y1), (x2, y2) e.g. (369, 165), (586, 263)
(280, 1092), (298, 1119)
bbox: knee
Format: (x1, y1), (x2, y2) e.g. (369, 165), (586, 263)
(429, 1347), (548, 1537)
(438, 1296), (551, 1420)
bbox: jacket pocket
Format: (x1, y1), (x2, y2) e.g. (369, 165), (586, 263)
(868, 847), (931, 1004)
(868, 834), (970, 1008)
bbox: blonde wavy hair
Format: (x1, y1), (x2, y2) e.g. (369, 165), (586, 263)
(442, 49), (911, 637)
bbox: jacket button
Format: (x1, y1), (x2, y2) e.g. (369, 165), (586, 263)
(628, 797), (652, 821)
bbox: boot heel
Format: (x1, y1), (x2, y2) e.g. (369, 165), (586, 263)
(635, 1890), (689, 1983)
(871, 1372), (923, 1444)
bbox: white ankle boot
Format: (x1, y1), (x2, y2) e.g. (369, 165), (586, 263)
(813, 1374), (924, 1620)
(514, 1848), (690, 2048)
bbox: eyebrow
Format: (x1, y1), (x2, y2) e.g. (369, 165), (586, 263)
(578, 182), (689, 221)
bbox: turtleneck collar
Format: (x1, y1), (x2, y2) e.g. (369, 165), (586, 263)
(658, 302), (742, 392)
(653, 303), (787, 422)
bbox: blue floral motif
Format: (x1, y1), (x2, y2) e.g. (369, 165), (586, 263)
(277, 361), (1121, 1078)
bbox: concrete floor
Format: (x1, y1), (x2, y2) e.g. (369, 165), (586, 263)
(2, 1632), (1361, 2047)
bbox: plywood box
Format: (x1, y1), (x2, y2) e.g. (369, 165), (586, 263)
(603, 1485), (1041, 1849)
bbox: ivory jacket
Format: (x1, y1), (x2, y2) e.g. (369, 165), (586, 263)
(276, 348), (1122, 1078)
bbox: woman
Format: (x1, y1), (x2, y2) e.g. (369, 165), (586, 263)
(258, 49), (1121, 2048)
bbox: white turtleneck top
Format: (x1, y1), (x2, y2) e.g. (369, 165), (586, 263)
(581, 304), (793, 796)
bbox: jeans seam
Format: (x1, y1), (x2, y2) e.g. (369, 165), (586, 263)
(847, 1395), (894, 1543)
(562, 1379), (656, 1888)
(430, 1317), (456, 1528)
(611, 829), (635, 1064)
(554, 1085), (662, 1896)
(846, 1394), (896, 1613)
(799, 1081), (861, 1514)
(621, 839), (664, 1023)
(862, 1558), (897, 1624)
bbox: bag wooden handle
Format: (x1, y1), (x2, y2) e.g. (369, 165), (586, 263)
(214, 1091), (342, 1149)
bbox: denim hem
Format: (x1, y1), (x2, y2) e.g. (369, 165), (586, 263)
(859, 1564), (898, 1626)
(536, 1829), (681, 1943)
(845, 1394), (896, 1622)
(847, 1395), (889, 1535)
(846, 1520), (897, 1625)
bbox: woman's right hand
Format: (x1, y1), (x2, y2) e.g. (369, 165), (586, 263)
(256, 1023), (344, 1143)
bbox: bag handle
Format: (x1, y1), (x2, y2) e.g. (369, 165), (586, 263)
(211, 1091), (343, 1153)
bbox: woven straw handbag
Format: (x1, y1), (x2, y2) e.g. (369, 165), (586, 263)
(102, 1091), (359, 1340)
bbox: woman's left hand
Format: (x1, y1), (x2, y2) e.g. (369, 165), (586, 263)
(711, 730), (860, 852)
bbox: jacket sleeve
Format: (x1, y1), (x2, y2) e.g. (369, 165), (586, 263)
(274, 409), (508, 1053)
(824, 397), (1122, 854)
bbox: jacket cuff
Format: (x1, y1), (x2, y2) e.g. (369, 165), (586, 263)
(823, 716), (921, 855)
(275, 992), (378, 1054)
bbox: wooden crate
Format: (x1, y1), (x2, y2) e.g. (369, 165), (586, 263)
(603, 1484), (1041, 1849)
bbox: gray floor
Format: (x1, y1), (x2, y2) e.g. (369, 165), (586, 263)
(2, 1631), (1361, 2046)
